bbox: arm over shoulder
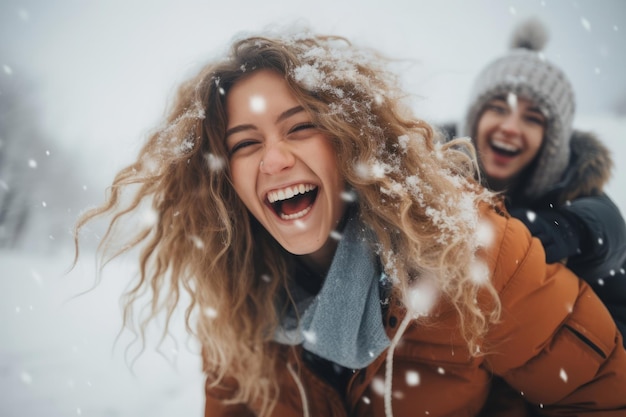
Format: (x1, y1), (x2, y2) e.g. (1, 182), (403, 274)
(563, 193), (626, 278)
(483, 213), (626, 414)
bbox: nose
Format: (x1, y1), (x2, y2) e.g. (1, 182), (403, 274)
(499, 111), (522, 136)
(260, 142), (295, 174)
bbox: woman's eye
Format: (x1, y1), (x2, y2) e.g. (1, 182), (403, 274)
(229, 140), (257, 155)
(487, 103), (508, 114)
(525, 115), (546, 126)
(288, 123), (316, 134)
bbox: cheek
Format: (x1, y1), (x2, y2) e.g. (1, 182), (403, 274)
(528, 130), (544, 155)
(318, 145), (342, 185)
(474, 125), (489, 150)
(229, 160), (256, 204)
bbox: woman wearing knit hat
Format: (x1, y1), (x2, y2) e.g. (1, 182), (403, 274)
(449, 18), (626, 342)
(74, 29), (626, 416)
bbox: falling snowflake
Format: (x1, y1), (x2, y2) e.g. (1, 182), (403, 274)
(189, 235), (205, 249)
(581, 17), (592, 32)
(28, 159), (37, 168)
(249, 95), (266, 113)
(475, 219), (494, 248)
(303, 330), (317, 344)
(370, 376), (385, 396)
(355, 160), (388, 180)
(362, 396), (371, 405)
(18, 8), (29, 20)
(205, 153), (225, 172)
(469, 260), (490, 285)
(405, 370), (420, 386)
(506, 92), (518, 112)
(340, 190), (357, 202)
(20, 371), (33, 384)
(329, 230), (343, 241)
(31, 270), (43, 286)
(204, 307), (218, 319)
(559, 368), (568, 383)
(406, 276), (439, 317)
(437, 367), (445, 375)
(392, 391), (405, 399)
(140, 208), (158, 227)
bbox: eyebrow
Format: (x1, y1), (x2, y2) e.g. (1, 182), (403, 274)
(225, 105), (305, 139)
(490, 97), (545, 116)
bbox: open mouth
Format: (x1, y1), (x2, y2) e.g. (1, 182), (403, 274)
(266, 184), (319, 221)
(489, 139), (521, 157)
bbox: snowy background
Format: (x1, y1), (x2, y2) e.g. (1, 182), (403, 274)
(1, 0), (625, 416)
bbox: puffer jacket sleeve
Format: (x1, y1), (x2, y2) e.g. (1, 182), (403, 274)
(484, 215), (626, 414)
(563, 193), (626, 279)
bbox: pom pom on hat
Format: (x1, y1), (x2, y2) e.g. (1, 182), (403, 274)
(461, 18), (575, 199)
(509, 17), (549, 51)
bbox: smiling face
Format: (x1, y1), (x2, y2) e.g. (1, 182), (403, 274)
(474, 95), (546, 191)
(225, 69), (347, 270)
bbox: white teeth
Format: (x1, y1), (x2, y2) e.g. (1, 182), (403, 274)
(279, 205), (312, 220)
(267, 184), (317, 203)
(491, 139), (519, 152)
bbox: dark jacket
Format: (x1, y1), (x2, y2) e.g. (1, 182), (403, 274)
(204, 207), (626, 416)
(443, 124), (626, 340)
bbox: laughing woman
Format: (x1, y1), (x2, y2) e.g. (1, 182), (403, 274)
(445, 18), (626, 341)
(74, 31), (626, 416)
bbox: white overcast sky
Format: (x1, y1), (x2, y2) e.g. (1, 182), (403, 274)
(1, 0), (625, 185)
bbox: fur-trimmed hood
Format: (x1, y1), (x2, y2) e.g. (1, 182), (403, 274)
(558, 129), (613, 203)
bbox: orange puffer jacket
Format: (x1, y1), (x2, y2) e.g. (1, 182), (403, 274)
(204, 208), (626, 416)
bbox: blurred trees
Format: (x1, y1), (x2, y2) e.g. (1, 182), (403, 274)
(0, 68), (99, 252)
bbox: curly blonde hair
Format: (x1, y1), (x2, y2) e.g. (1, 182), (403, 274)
(74, 31), (501, 415)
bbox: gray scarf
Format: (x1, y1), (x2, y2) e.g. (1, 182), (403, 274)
(274, 215), (391, 369)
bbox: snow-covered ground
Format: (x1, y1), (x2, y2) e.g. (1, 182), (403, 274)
(0, 248), (205, 417)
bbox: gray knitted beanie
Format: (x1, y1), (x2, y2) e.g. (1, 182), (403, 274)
(461, 18), (576, 198)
